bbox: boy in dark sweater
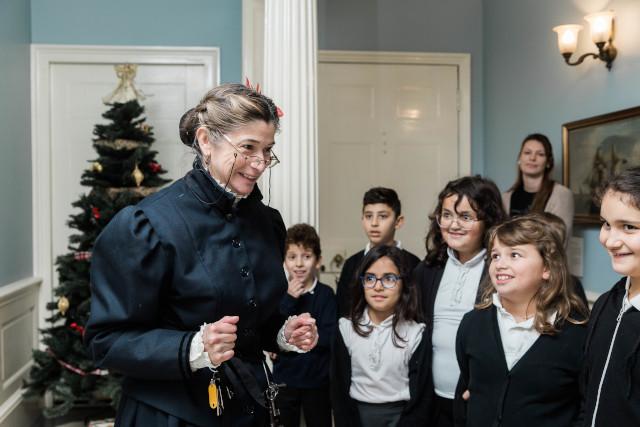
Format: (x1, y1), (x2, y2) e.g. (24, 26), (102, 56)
(335, 187), (420, 317)
(273, 224), (336, 427)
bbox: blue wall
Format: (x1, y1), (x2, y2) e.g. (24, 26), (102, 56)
(318, 0), (485, 173)
(484, 0), (640, 293)
(0, 0), (32, 286)
(31, 0), (242, 83)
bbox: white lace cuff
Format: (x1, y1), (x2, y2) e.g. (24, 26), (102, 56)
(277, 316), (307, 354)
(189, 323), (220, 371)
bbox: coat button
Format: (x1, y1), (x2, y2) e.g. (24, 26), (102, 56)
(243, 404), (255, 415)
(248, 298), (257, 308)
(240, 266), (250, 277)
(225, 213), (233, 221)
(243, 328), (255, 337)
(232, 239), (241, 248)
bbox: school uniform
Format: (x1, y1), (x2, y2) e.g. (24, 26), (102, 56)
(581, 277), (640, 427)
(413, 251), (489, 427)
(273, 280), (336, 427)
(336, 245), (420, 318)
(85, 165), (288, 427)
(454, 303), (587, 427)
(331, 314), (430, 427)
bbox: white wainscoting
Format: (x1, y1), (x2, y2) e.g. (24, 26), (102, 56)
(0, 277), (41, 427)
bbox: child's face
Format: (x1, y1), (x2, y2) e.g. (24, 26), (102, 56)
(489, 237), (550, 305)
(284, 243), (321, 286)
(363, 256), (402, 320)
(439, 195), (485, 261)
(599, 190), (640, 281)
(361, 203), (402, 247)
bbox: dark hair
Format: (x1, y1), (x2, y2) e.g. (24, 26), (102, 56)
(362, 187), (401, 217)
(285, 223), (321, 258)
(179, 107), (197, 146)
(595, 166), (640, 210)
(477, 215), (588, 334)
(508, 133), (555, 212)
(425, 175), (507, 266)
(350, 245), (421, 347)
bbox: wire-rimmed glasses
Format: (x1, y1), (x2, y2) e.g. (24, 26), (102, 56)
(360, 273), (401, 289)
(222, 134), (280, 169)
(436, 211), (480, 230)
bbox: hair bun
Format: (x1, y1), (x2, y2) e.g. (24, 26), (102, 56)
(179, 108), (197, 146)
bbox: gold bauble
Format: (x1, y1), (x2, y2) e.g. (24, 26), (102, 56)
(132, 164), (144, 187)
(92, 162), (103, 173)
(58, 296), (70, 315)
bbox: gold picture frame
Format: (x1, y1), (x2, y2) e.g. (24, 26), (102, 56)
(563, 106), (640, 224)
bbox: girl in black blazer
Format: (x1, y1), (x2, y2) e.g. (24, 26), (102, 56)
(454, 215), (589, 427)
(414, 175), (506, 427)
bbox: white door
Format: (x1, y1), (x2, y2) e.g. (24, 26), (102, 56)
(50, 63), (207, 287)
(318, 59), (462, 285)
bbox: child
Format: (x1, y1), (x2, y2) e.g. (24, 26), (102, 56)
(336, 187), (420, 317)
(331, 245), (429, 427)
(414, 175), (506, 427)
(273, 224), (336, 427)
(582, 166), (640, 426)
(455, 215), (589, 427)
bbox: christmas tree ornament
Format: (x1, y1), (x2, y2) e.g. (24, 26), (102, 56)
(74, 251), (92, 261)
(138, 123), (152, 134)
(148, 161), (162, 173)
(132, 164), (144, 186)
(102, 64), (146, 104)
(57, 296), (70, 315)
(91, 162), (103, 173)
(91, 207), (101, 220)
(69, 322), (85, 335)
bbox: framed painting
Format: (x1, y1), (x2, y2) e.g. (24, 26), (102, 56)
(563, 106), (640, 224)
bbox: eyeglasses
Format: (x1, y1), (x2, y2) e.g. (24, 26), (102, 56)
(360, 273), (401, 289)
(222, 135), (280, 169)
(436, 211), (480, 230)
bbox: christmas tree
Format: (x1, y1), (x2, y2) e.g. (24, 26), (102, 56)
(24, 64), (170, 418)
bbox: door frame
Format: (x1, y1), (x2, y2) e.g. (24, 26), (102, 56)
(318, 50), (471, 175)
(30, 44), (220, 331)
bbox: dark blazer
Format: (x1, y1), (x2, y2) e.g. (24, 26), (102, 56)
(330, 323), (431, 427)
(336, 248), (420, 318)
(454, 307), (587, 427)
(85, 166), (287, 427)
(580, 277), (640, 426)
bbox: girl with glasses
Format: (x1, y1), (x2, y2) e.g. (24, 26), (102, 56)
(331, 245), (429, 427)
(413, 175), (506, 427)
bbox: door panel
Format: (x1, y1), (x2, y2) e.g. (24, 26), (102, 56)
(319, 61), (459, 285)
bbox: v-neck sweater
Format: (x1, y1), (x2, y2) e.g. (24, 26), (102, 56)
(454, 306), (587, 427)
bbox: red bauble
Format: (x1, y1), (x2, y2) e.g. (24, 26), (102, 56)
(91, 207), (101, 220)
(148, 161), (162, 173)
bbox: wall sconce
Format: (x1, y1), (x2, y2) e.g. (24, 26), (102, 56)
(553, 11), (617, 70)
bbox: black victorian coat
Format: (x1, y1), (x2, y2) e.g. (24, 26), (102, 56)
(85, 165), (288, 426)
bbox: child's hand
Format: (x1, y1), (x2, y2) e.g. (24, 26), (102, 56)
(287, 277), (306, 298)
(284, 313), (318, 351)
(462, 390), (470, 401)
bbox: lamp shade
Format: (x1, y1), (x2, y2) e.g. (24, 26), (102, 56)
(553, 25), (583, 54)
(585, 11), (615, 43)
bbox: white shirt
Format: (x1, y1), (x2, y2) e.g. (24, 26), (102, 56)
(432, 248), (486, 398)
(339, 311), (425, 403)
(492, 294), (557, 370)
